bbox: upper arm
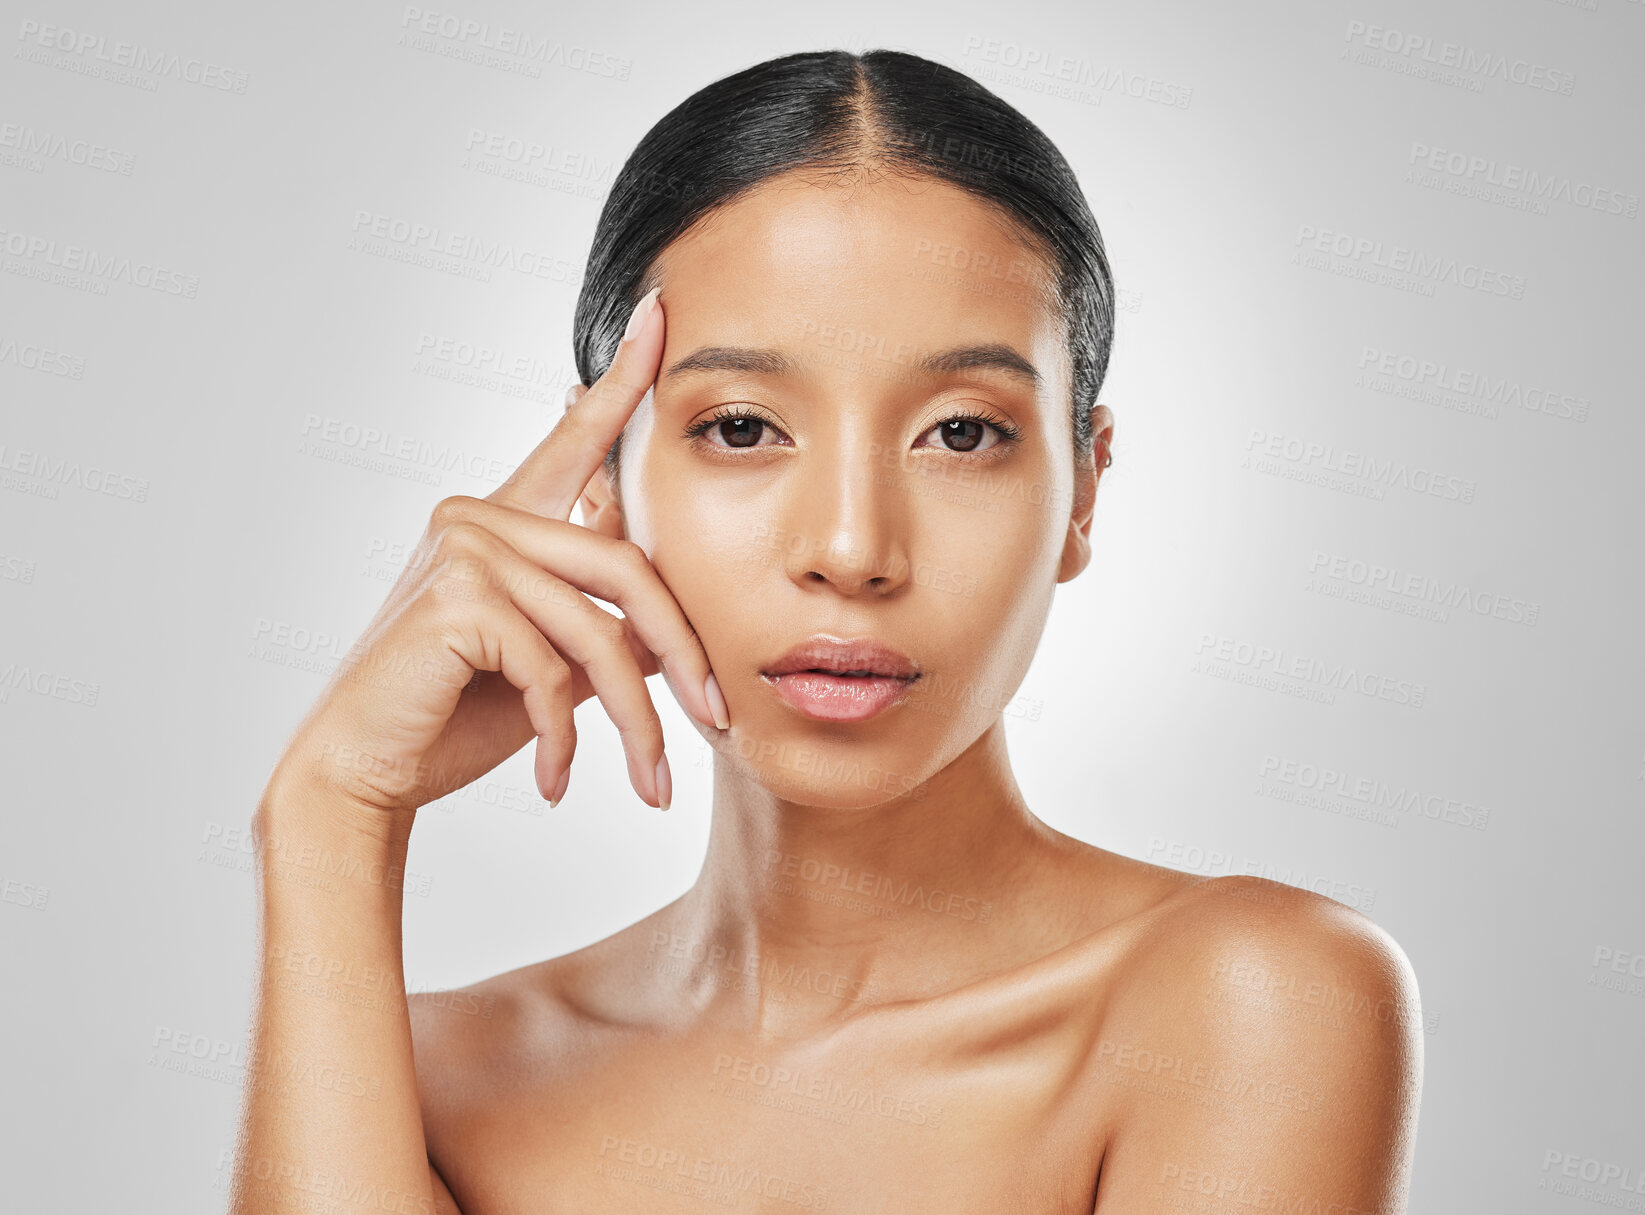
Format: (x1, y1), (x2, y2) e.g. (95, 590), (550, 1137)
(408, 987), (502, 1215)
(1090, 877), (1424, 1214)
(429, 1159), (463, 1214)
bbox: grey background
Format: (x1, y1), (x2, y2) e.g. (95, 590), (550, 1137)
(1, 0), (1641, 1208)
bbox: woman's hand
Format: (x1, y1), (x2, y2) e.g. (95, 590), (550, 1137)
(265, 286), (727, 824)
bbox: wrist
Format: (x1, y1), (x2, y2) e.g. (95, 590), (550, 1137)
(255, 765), (417, 865)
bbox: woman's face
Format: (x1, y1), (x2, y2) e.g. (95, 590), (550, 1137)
(609, 167), (1101, 807)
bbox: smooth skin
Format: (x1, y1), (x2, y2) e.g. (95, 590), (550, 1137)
(230, 167), (1421, 1214)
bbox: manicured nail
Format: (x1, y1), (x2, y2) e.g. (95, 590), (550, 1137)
(547, 766), (570, 808)
(703, 672), (730, 731)
(623, 286), (661, 342)
(654, 753), (672, 811)
(564, 383), (581, 409)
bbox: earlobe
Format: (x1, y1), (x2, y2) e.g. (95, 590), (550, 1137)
(577, 467), (628, 541)
(1056, 462), (1097, 583)
(1056, 405), (1112, 584)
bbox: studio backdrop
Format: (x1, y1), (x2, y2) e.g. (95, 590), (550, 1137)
(1, 1), (1640, 1210)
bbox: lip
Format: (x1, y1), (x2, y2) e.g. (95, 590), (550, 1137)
(760, 634), (921, 723)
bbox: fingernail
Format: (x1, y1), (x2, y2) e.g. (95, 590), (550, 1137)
(623, 286), (661, 342)
(703, 672), (730, 731)
(564, 383), (581, 410)
(654, 753), (672, 811)
(547, 766), (570, 808)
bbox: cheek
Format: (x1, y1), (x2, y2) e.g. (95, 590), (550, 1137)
(923, 485), (1060, 583)
(926, 515), (1055, 645)
(640, 497), (766, 639)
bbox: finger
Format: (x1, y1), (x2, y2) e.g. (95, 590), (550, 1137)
(488, 285), (664, 521)
(421, 495), (727, 732)
(624, 617), (662, 679)
(425, 566), (579, 802)
(432, 525), (672, 808)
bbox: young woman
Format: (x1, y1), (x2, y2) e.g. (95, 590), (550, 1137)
(231, 48), (1422, 1215)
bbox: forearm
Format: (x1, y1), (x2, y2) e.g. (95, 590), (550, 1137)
(229, 783), (434, 1215)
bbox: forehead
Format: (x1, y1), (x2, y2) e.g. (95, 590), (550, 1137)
(648, 169), (1066, 393)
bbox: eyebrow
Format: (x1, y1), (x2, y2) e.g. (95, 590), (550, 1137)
(662, 342), (1043, 390)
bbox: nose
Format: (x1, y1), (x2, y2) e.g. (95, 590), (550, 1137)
(776, 448), (912, 598)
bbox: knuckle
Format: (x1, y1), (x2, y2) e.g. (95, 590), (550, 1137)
(611, 537), (651, 576)
(516, 567), (564, 607)
(435, 519), (490, 557)
(425, 576), (478, 620)
(538, 647), (574, 692)
(593, 610), (629, 645)
(429, 494), (482, 531)
(544, 727), (576, 764)
(428, 530), (497, 593)
(614, 715), (665, 750)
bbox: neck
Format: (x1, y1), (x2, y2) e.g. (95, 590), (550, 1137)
(665, 718), (1080, 1039)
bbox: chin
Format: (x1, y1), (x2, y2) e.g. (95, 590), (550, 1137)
(707, 721), (938, 809)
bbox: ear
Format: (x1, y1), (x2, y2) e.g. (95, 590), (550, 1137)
(563, 383), (628, 541)
(577, 464), (626, 540)
(1056, 404), (1113, 584)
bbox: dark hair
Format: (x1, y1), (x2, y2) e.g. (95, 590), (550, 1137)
(572, 48), (1115, 483)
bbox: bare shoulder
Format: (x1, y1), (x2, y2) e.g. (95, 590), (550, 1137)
(1125, 872), (1420, 1004)
(1100, 872), (1425, 1074)
(407, 963), (554, 1108)
(405, 910), (675, 1109)
(1085, 874), (1424, 1212)
(406, 931), (637, 1124)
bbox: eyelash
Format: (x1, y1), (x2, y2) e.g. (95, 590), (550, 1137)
(681, 405), (1024, 454)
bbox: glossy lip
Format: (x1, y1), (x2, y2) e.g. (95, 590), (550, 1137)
(762, 634), (919, 679)
(760, 634), (921, 723)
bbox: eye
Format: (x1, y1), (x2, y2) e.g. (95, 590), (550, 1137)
(682, 405), (791, 451)
(914, 410), (1024, 455)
